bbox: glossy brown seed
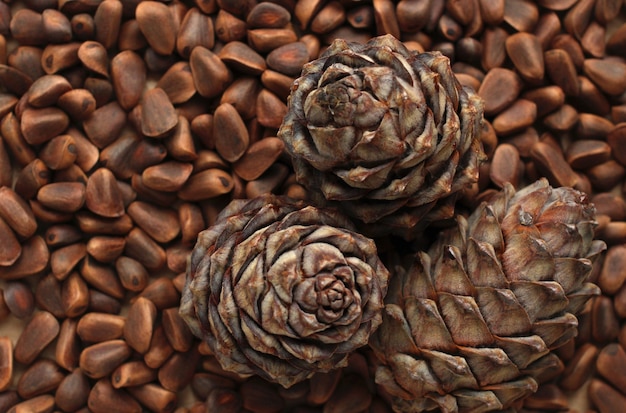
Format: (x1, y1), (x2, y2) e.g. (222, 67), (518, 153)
(88, 289), (122, 315)
(124, 227), (167, 270)
(372, 0), (400, 39)
(596, 342), (626, 397)
(141, 88), (178, 138)
(131, 174), (178, 208)
(247, 2), (290, 28)
(77, 41), (109, 78)
(38, 134), (76, 170)
(177, 7), (214, 58)
(80, 340), (132, 379)
(55, 318), (80, 371)
(1, 113), (36, 168)
(27, 74), (72, 107)
(83, 101), (126, 148)
(265, 42), (309, 77)
(84, 77), (114, 107)
(57, 90), (96, 122)
(37, 182), (85, 212)
(144, 325), (175, 369)
(0, 186), (37, 239)
(581, 21), (605, 58)
(310, 1), (345, 34)
(55, 368), (90, 412)
(245, 163), (289, 198)
(128, 383), (178, 412)
(17, 358), (64, 399)
(75, 211), (133, 236)
(158, 346), (201, 392)
(544, 48), (580, 96)
(607, 23), (626, 58)
(0, 138), (11, 189)
(489, 143), (522, 188)
(136, 277), (180, 310)
(530, 141), (578, 188)
(0, 235), (49, 280)
(492, 99), (537, 135)
(112, 361), (157, 389)
(7, 394), (55, 413)
(214, 9), (246, 43)
(589, 378), (626, 413)
(110, 50), (146, 110)
(502, 0), (538, 32)
(477, 68), (523, 116)
(232, 137), (285, 181)
(165, 116), (197, 161)
(559, 343), (598, 391)
(294, 0), (324, 29)
(566, 139), (611, 170)
(0, 337), (12, 391)
(543, 104), (579, 132)
(14, 311), (59, 364)
(20, 107), (69, 146)
(162, 307), (193, 353)
(247, 28), (298, 53)
(190, 46), (232, 98)
(115, 256), (149, 292)
(533, 11), (561, 50)
(33, 274), (63, 320)
(80, 255), (125, 299)
(88, 378), (142, 413)
(178, 168), (234, 201)
(156, 62), (196, 104)
(212, 102), (249, 162)
(61, 272), (89, 317)
(524, 383), (568, 410)
(84, 167), (125, 218)
(583, 58), (626, 96)
(127, 201), (180, 244)
(177, 203), (204, 246)
(505, 32), (544, 82)
(218, 41), (267, 76)
(124, 296), (157, 354)
(592, 295), (620, 344)
(220, 77), (260, 121)
(587, 160), (626, 191)
(260, 70), (294, 102)
(77, 312), (125, 343)
(9, 9), (46, 45)
(140, 161), (192, 193)
(50, 243), (85, 281)
(86, 236), (125, 263)
(608, 123), (626, 166)
(563, 0), (594, 39)
(575, 113), (614, 140)
(256, 89), (288, 129)
(597, 245), (626, 296)
(135, 1), (176, 55)
(521, 86), (565, 118)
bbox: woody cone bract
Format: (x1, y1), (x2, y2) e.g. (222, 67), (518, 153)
(370, 179), (605, 412)
(278, 34), (485, 237)
(179, 195), (389, 388)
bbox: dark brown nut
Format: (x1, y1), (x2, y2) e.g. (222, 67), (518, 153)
(559, 343), (598, 391)
(115, 256), (149, 292)
(9, 9), (46, 45)
(7, 395), (55, 413)
(247, 2), (291, 29)
(596, 343), (626, 396)
(162, 307), (193, 353)
(136, 277), (180, 310)
(592, 295), (620, 344)
(244, 162), (289, 198)
(165, 116), (197, 162)
(599, 245), (626, 295)
(178, 169), (234, 201)
(17, 358), (64, 399)
(574, 75), (611, 116)
(112, 361), (157, 388)
(141, 87), (178, 138)
(233, 137), (285, 181)
(589, 378), (626, 413)
(543, 103), (579, 132)
(127, 201), (180, 244)
(565, 139), (611, 170)
(240, 377), (285, 413)
(135, 1), (176, 55)
(123, 296), (157, 354)
(575, 113), (614, 140)
(0, 218), (21, 267)
(141, 161), (193, 193)
(530, 141), (578, 188)
(93, 0), (122, 49)
(489, 143), (522, 188)
(55, 368), (90, 412)
(158, 346), (201, 392)
(155, 62), (196, 105)
(76, 211), (133, 235)
(62, 270), (90, 317)
(478, 68), (523, 116)
(77, 312), (125, 343)
(110, 50), (146, 110)
(37, 182), (85, 212)
(80, 340), (132, 379)
(218, 41), (267, 76)
(0, 235), (49, 280)
(563, 0), (594, 38)
(256, 88), (287, 129)
(87, 378), (142, 413)
(27, 74), (72, 107)
(83, 101), (126, 149)
(521, 86), (565, 118)
(310, 1), (345, 34)
(80, 255), (125, 299)
(88, 289), (122, 315)
(176, 8), (215, 59)
(215, 9), (247, 43)
(607, 22), (626, 58)
(220, 77), (261, 121)
(247, 28), (298, 53)
(0, 336), (12, 391)
(39, 134), (77, 170)
(85, 167), (125, 218)
(20, 107), (69, 145)
(190, 46), (233, 99)
(608, 123), (626, 167)
(77, 41), (109, 78)
(127, 383), (178, 413)
(545, 48), (580, 96)
(503, 0), (538, 32)
(144, 325), (175, 369)
(124, 227), (167, 270)
(260, 70), (294, 102)
(505, 32), (544, 83)
(56, 318), (80, 371)
(523, 383), (568, 411)
(14, 311), (60, 364)
(586, 160), (626, 191)
(492, 99), (537, 135)
(583, 58), (626, 96)
(533, 11), (561, 49)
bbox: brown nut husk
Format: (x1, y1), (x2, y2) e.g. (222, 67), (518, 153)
(179, 194), (389, 388)
(370, 178), (605, 412)
(278, 34), (485, 238)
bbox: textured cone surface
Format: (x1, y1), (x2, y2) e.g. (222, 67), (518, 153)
(370, 179), (604, 412)
(278, 34), (485, 236)
(179, 195), (389, 388)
